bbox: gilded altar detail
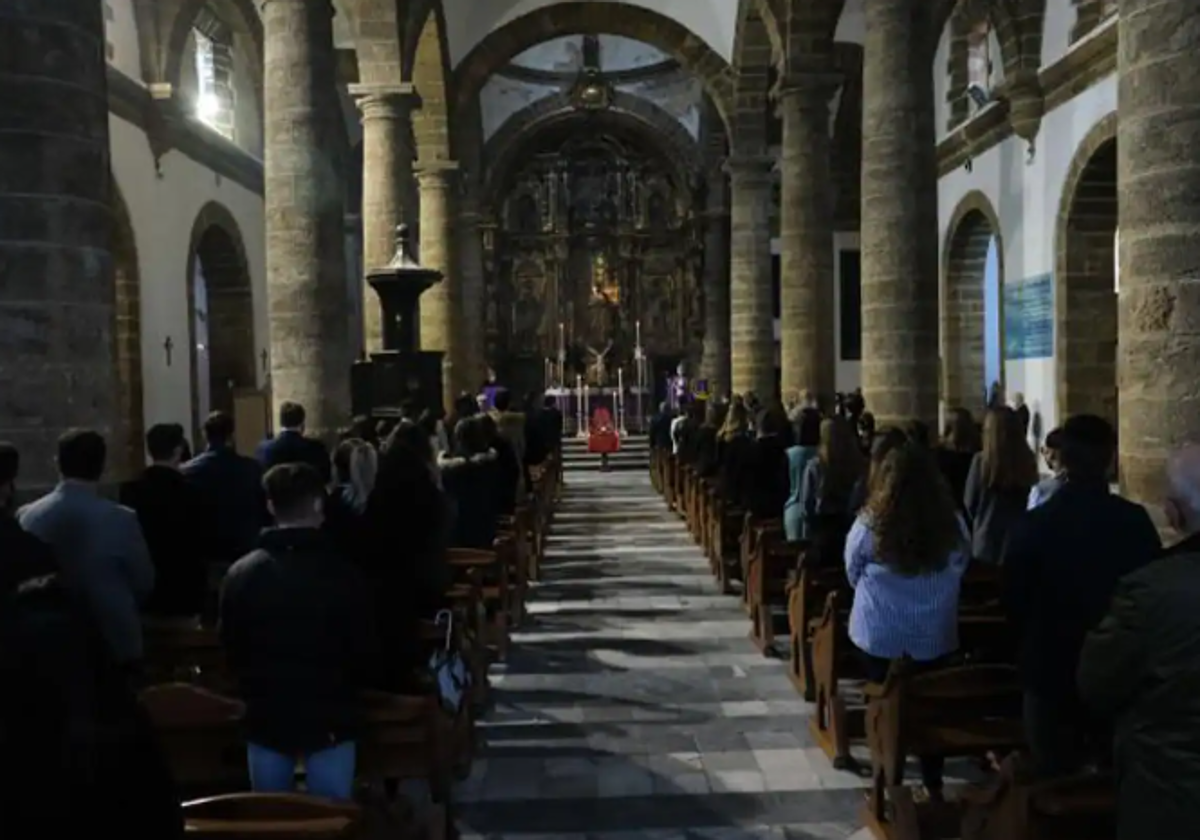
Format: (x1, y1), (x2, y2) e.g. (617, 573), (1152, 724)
(482, 127), (703, 390)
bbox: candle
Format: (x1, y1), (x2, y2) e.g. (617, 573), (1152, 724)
(558, 322), (565, 351)
(618, 366), (624, 392)
(635, 320), (642, 347)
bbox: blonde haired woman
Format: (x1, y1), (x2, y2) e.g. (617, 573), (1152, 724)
(325, 439), (378, 560)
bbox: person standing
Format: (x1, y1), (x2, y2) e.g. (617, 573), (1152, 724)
(256, 401), (331, 484)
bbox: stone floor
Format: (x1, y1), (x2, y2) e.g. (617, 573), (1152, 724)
(457, 469), (875, 840)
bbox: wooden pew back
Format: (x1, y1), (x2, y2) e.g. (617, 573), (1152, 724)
(182, 793), (362, 839)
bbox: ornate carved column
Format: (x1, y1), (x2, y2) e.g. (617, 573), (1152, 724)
(860, 0), (939, 428)
(417, 160), (462, 409)
(1117, 0), (1200, 501)
(350, 83), (416, 353)
(700, 168), (732, 395)
(778, 74), (840, 405)
(726, 155), (777, 399)
(458, 181), (486, 387)
(262, 0), (350, 436)
(0, 0), (117, 487)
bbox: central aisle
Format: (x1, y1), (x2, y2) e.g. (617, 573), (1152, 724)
(459, 470), (869, 839)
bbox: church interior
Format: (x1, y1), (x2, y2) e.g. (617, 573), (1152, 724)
(1, 0), (1195, 837)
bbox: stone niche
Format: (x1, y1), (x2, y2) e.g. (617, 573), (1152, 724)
(481, 125), (703, 395)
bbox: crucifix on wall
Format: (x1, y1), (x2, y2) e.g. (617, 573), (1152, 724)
(163, 336), (174, 367)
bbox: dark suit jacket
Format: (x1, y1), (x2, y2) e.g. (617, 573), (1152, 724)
(119, 466), (208, 617)
(182, 447), (267, 564)
(256, 430), (331, 484)
(1002, 478), (1162, 696)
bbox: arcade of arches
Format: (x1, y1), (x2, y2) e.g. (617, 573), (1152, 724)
(4, 0), (1199, 499)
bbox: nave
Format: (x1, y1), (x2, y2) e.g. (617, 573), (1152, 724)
(459, 470), (870, 840)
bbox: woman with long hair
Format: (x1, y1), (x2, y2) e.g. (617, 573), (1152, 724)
(938, 407), (980, 507)
(848, 425), (909, 516)
(716, 398), (753, 503)
(845, 441), (968, 799)
(694, 399), (729, 478)
(784, 408), (822, 541)
(796, 417), (864, 540)
(963, 406), (1038, 564)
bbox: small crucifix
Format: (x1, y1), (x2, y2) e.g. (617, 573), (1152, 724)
(163, 336), (174, 367)
(260, 348), (269, 372)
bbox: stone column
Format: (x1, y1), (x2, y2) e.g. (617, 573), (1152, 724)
(350, 83), (416, 353)
(262, 0), (350, 438)
(1117, 0), (1200, 502)
(860, 0), (940, 428)
(726, 156), (777, 399)
(0, 0), (116, 488)
(458, 186), (486, 388)
(700, 196), (732, 396)
(417, 160), (462, 410)
(778, 75), (840, 406)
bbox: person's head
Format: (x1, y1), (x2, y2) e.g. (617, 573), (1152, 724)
(1165, 445), (1200, 535)
(1058, 413), (1116, 482)
(1041, 427), (1064, 473)
(0, 443), (19, 513)
(454, 415), (491, 457)
(384, 419), (434, 466)
(980, 406), (1038, 490)
(865, 442), (962, 576)
(899, 418), (930, 448)
(796, 407), (822, 447)
(348, 415), (378, 446)
(57, 429), (107, 483)
(333, 438), (378, 513)
(719, 400), (750, 440)
(800, 389), (816, 409)
(755, 404), (788, 438)
(262, 463), (325, 527)
(704, 399), (728, 429)
(866, 426), (909, 486)
(658, 400), (670, 416)
(453, 393), (478, 421)
(278, 401), (306, 432)
(486, 367), (497, 384)
(145, 423), (186, 467)
(943, 408), (980, 453)
(203, 411), (235, 448)
(820, 417), (865, 498)
(493, 388), (512, 412)
(543, 394), (557, 411)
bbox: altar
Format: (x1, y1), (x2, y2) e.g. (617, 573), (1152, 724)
(547, 385), (651, 435)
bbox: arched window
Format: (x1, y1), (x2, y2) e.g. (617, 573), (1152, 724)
(193, 10), (237, 141)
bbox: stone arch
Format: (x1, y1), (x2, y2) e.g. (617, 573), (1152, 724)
(185, 203), (257, 436)
(164, 0), (264, 112)
(481, 90), (701, 204)
(942, 190), (1004, 412)
(453, 4), (736, 138)
(111, 179), (145, 480)
(406, 0), (455, 162)
(1055, 113), (1118, 429)
(731, 0), (774, 155)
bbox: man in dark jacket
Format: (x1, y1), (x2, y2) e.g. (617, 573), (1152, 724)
(256, 401), (332, 484)
(1078, 444), (1200, 840)
(120, 423), (208, 617)
(219, 463), (375, 800)
(184, 411), (267, 568)
(650, 402), (674, 451)
(1002, 414), (1161, 778)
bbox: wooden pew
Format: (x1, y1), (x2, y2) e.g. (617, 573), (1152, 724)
(862, 661), (1025, 840)
(786, 562), (850, 702)
(144, 618), (231, 692)
(712, 502), (746, 594)
(141, 683), (248, 796)
(960, 756), (1116, 840)
(182, 793), (363, 839)
(808, 574), (1013, 769)
(446, 547), (511, 663)
(740, 518), (783, 609)
(746, 535), (805, 655)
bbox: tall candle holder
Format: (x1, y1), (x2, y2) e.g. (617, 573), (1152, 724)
(617, 366), (627, 436)
(633, 342), (645, 434)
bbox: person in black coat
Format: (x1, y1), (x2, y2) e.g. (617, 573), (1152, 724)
(255, 401), (332, 485)
(444, 416), (502, 550)
(740, 405), (792, 519)
(119, 423), (209, 618)
(1002, 414), (1161, 778)
(182, 411), (268, 568)
(540, 394), (564, 453)
(219, 463), (376, 800)
(649, 402), (675, 451)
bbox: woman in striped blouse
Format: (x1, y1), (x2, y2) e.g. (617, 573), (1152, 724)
(845, 440), (970, 799)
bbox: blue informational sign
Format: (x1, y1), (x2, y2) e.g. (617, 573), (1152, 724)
(1004, 273), (1054, 360)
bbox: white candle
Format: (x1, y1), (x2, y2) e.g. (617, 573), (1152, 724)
(635, 320), (641, 347)
(558, 322), (565, 352)
(618, 366), (624, 392)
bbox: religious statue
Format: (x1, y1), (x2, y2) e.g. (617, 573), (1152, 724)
(585, 339), (614, 387)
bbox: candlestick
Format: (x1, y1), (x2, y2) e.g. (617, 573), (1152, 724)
(635, 320), (641, 347)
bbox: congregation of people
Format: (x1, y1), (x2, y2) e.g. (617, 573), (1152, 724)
(651, 387), (1197, 839)
(0, 389), (563, 835)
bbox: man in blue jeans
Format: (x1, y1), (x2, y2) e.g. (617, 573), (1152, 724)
(219, 463), (376, 799)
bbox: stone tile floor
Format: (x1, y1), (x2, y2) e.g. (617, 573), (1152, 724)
(456, 469), (878, 840)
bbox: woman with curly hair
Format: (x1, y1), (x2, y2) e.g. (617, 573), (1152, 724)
(963, 406), (1039, 563)
(845, 440), (969, 800)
